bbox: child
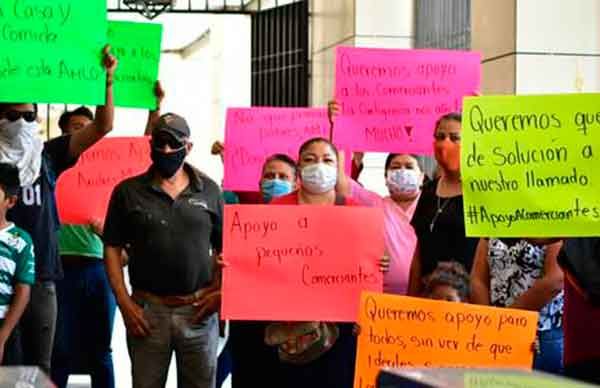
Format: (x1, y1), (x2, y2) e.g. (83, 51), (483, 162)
(423, 261), (470, 302)
(0, 163), (35, 365)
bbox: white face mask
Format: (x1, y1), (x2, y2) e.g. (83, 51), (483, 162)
(0, 118), (43, 187)
(386, 168), (421, 196)
(301, 163), (337, 194)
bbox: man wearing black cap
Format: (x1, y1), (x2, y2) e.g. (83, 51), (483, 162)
(103, 113), (223, 388)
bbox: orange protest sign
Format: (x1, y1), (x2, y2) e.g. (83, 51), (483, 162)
(56, 137), (151, 224)
(354, 292), (538, 388)
(221, 205), (385, 322)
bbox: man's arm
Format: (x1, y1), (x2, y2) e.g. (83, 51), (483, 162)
(69, 45), (118, 159)
(0, 284), (30, 362)
(105, 245), (150, 337)
(144, 81), (165, 136)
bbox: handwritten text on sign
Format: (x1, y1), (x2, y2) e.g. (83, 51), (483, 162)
(334, 47), (480, 154)
(461, 94), (600, 237)
(354, 293), (538, 388)
(108, 20), (162, 109)
(0, 0), (107, 104)
(221, 205), (385, 322)
(223, 107), (329, 191)
(56, 137), (151, 224)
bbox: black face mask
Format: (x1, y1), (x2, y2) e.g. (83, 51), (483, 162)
(151, 147), (186, 178)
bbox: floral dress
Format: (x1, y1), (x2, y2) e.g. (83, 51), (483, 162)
(488, 238), (563, 331)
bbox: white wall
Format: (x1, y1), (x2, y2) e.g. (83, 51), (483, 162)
(515, 0), (600, 94)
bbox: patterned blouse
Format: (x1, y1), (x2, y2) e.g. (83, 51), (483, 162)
(488, 238), (563, 331)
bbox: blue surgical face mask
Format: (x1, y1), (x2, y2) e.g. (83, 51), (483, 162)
(261, 178), (293, 203)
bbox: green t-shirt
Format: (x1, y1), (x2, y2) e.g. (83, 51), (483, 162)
(0, 224), (35, 319)
(58, 224), (104, 259)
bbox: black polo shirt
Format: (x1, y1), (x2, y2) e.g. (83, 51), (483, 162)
(103, 164), (223, 296)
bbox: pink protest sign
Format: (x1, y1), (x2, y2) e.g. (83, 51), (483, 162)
(334, 47), (481, 154)
(223, 107), (330, 191)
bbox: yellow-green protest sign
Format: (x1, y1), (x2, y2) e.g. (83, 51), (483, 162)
(464, 372), (592, 388)
(461, 94), (600, 237)
(0, 0), (106, 105)
(108, 20), (162, 109)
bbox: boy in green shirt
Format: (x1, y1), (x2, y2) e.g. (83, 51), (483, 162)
(0, 163), (35, 364)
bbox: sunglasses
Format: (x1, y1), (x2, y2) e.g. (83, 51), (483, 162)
(4, 110), (36, 123)
(434, 132), (461, 143)
(151, 135), (185, 150)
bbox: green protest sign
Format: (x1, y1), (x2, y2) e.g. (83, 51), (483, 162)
(464, 372), (591, 388)
(0, 0), (106, 105)
(461, 94), (600, 237)
(108, 20), (162, 109)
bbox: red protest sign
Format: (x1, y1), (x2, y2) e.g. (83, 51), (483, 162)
(56, 137), (151, 224)
(222, 204), (385, 322)
(335, 47), (481, 154)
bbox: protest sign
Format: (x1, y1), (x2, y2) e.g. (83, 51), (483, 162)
(0, 0), (107, 104)
(108, 20), (162, 109)
(223, 107), (330, 191)
(334, 47), (480, 154)
(354, 292), (538, 388)
(464, 373), (591, 388)
(56, 137), (151, 224)
(461, 93), (600, 237)
(221, 205), (385, 321)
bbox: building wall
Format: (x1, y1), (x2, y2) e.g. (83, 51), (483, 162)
(310, 0), (415, 194)
(472, 0), (600, 95)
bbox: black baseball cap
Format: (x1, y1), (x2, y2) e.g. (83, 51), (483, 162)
(153, 113), (190, 142)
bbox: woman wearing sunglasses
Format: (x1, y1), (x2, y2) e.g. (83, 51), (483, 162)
(408, 113), (479, 297)
(0, 46), (117, 374)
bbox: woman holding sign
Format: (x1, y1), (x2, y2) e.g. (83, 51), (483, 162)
(266, 137), (358, 388)
(408, 113), (479, 296)
(337, 153), (425, 295)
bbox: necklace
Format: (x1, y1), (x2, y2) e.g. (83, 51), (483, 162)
(429, 196), (452, 232)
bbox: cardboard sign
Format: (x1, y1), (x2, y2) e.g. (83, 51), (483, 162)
(221, 205), (385, 322)
(334, 47), (480, 154)
(0, 0), (107, 104)
(223, 107), (330, 191)
(108, 20), (162, 109)
(461, 93), (600, 237)
(354, 293), (538, 388)
(56, 137), (151, 224)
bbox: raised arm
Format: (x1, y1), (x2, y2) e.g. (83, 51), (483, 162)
(69, 45), (117, 158)
(470, 239), (491, 305)
(144, 81), (165, 136)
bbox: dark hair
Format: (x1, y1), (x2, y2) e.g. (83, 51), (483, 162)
(434, 112), (462, 133)
(58, 106), (94, 132)
(384, 153), (424, 175)
(0, 163), (20, 197)
(298, 137), (339, 160)
(424, 261), (470, 301)
(262, 153), (298, 176)
(0, 103), (38, 116)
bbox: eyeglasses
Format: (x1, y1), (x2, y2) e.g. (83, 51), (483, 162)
(434, 132), (461, 143)
(151, 136), (185, 150)
(4, 110), (36, 123)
